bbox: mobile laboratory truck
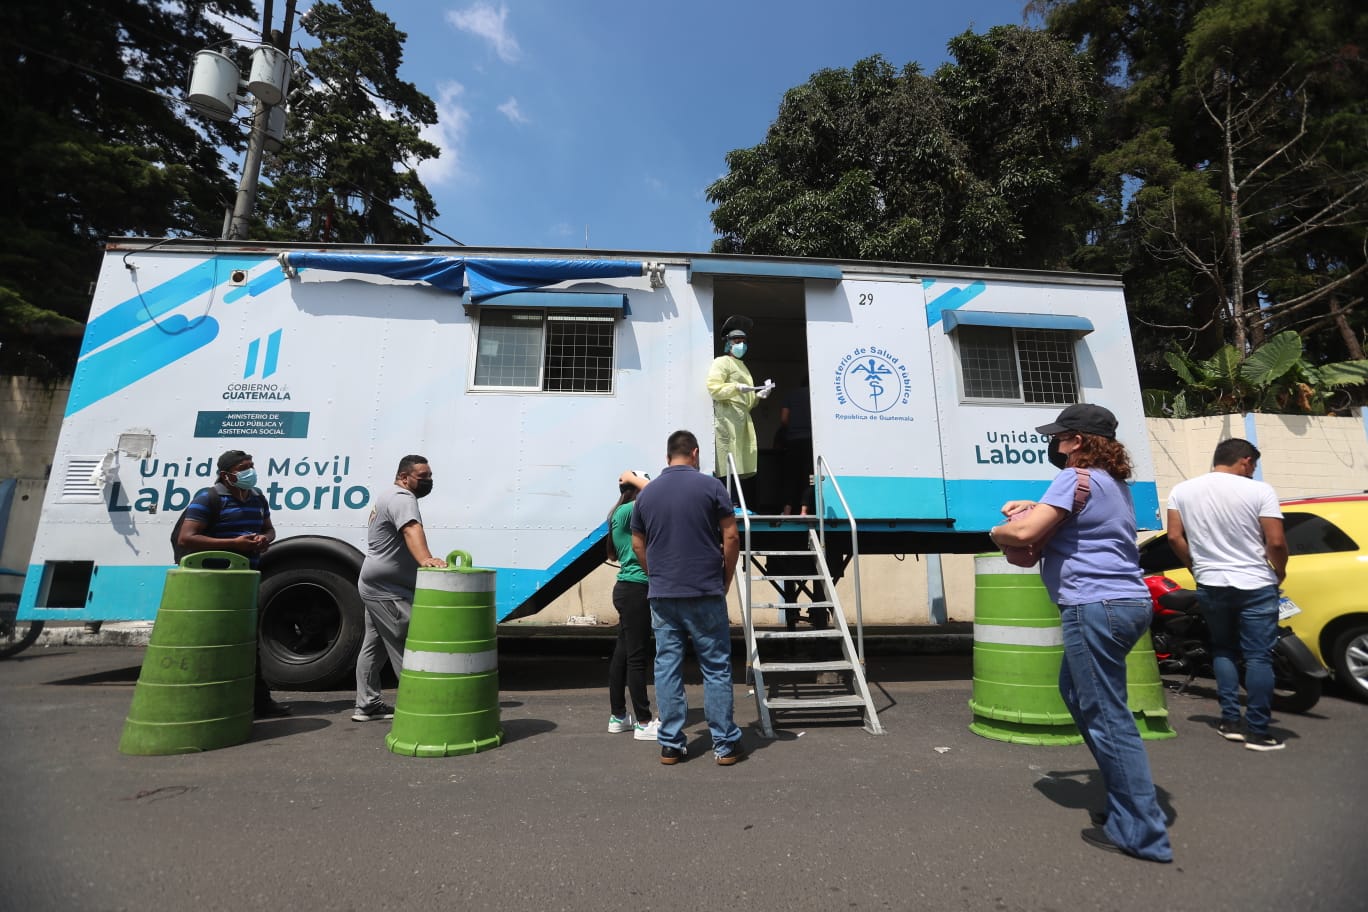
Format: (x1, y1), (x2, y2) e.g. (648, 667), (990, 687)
(17, 238), (1159, 688)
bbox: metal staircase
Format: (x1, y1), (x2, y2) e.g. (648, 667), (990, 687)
(727, 455), (884, 738)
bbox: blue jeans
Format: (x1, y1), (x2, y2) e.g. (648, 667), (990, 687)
(1059, 598), (1172, 862)
(1199, 584), (1279, 734)
(650, 596), (741, 755)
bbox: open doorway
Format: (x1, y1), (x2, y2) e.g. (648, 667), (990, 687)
(710, 277), (810, 515)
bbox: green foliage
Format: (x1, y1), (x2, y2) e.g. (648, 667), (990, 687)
(708, 28), (1104, 269)
(1041, 0), (1368, 402)
(255, 0), (440, 244)
(0, 0), (253, 376)
(1148, 331), (1368, 416)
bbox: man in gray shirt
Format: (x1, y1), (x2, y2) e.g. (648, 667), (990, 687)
(353, 455), (446, 721)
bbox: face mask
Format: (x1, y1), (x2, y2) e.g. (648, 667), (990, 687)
(730, 342), (747, 359)
(232, 468), (258, 489)
(1047, 439), (1068, 470)
(413, 479), (434, 498)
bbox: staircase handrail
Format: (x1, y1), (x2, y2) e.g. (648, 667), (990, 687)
(814, 454), (864, 664)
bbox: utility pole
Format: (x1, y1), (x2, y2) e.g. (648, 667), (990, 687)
(225, 0), (298, 240)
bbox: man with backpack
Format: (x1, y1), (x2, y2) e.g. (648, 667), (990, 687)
(175, 449), (289, 718)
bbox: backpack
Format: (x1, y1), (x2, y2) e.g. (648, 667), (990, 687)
(170, 486), (223, 563)
(1001, 469), (1092, 568)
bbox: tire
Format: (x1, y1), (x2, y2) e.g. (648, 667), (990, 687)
(1329, 624), (1368, 704)
(0, 595), (44, 659)
(257, 569), (365, 690)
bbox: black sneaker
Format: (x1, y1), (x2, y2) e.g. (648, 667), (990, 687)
(1080, 827), (1123, 855)
(1216, 720), (1245, 742)
(1245, 732), (1285, 752)
(351, 704), (395, 722)
(660, 745), (687, 765)
(1089, 810), (1108, 827)
(715, 741), (746, 766)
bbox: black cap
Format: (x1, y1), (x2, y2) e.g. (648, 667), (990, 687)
(1035, 403), (1118, 440)
(217, 449), (252, 472)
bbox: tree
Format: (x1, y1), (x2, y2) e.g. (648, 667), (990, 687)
(1147, 330), (1368, 416)
(253, 0), (440, 244)
(0, 0), (254, 377)
(707, 28), (1104, 268)
(1037, 0), (1368, 400)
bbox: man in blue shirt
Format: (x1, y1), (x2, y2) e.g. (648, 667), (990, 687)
(631, 430), (745, 765)
(177, 450), (287, 718)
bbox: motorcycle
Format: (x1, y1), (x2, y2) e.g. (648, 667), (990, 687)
(1145, 574), (1328, 715)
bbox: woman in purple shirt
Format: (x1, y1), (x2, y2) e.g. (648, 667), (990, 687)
(989, 404), (1172, 863)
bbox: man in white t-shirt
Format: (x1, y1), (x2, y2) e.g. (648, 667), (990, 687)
(1166, 439), (1288, 751)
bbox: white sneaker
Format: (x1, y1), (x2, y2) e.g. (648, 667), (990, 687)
(607, 714), (634, 734)
(633, 718), (661, 741)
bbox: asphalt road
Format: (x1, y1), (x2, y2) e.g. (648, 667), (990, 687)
(2, 643), (1366, 912)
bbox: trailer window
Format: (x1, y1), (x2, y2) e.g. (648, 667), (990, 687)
(957, 326), (1078, 404)
(473, 310), (616, 392)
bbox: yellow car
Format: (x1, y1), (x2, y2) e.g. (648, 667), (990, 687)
(1139, 493), (1368, 703)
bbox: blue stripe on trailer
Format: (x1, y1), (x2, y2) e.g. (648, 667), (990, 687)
(18, 563), (167, 621)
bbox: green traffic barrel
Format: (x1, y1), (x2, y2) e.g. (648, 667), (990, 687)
(968, 554), (1175, 745)
(386, 550), (503, 757)
(119, 551), (259, 755)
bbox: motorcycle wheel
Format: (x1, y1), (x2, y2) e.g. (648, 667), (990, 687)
(1269, 649), (1322, 714)
(0, 595), (45, 659)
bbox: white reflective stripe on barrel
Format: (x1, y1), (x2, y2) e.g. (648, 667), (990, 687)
(414, 572), (496, 593)
(403, 649), (498, 674)
(973, 555), (1041, 576)
(973, 624), (1064, 647)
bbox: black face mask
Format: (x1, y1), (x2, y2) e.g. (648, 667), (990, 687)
(413, 479), (433, 498)
(1048, 438), (1068, 470)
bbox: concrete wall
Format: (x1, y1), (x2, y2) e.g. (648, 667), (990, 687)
(4, 377), (1365, 624)
(0, 378), (69, 577)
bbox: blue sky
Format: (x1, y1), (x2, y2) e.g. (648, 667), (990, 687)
(338, 1), (1034, 252)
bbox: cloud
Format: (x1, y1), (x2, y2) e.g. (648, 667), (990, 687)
(415, 81), (471, 187)
(447, 3), (521, 63)
(497, 97), (528, 124)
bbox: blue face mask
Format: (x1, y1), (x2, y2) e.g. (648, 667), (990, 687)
(232, 468), (258, 489)
(729, 341), (748, 359)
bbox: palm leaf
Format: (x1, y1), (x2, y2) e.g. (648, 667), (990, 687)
(1202, 345), (1243, 387)
(1316, 360), (1368, 388)
(1239, 331), (1303, 387)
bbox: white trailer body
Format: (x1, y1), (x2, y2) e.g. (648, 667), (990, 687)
(20, 240), (1157, 686)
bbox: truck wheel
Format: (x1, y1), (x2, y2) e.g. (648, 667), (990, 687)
(258, 569), (364, 690)
(1330, 624), (1368, 703)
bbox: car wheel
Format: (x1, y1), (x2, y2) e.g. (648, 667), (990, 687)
(1330, 624), (1368, 703)
(257, 569), (365, 690)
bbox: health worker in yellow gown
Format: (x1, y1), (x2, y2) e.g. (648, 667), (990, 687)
(706, 328), (772, 482)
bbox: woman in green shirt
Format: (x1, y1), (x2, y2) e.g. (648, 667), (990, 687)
(607, 470), (658, 740)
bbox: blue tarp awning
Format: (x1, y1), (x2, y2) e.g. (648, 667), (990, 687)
(688, 258), (842, 282)
(279, 253), (643, 303)
(941, 310), (1094, 334)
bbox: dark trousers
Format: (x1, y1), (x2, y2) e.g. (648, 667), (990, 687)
(609, 580), (653, 722)
(254, 665), (275, 709)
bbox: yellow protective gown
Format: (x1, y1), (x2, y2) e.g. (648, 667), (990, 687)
(707, 354), (758, 478)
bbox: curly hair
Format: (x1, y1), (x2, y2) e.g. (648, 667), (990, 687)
(1069, 434), (1133, 481)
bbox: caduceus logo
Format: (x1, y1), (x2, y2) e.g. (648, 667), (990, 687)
(842, 354), (898, 413)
